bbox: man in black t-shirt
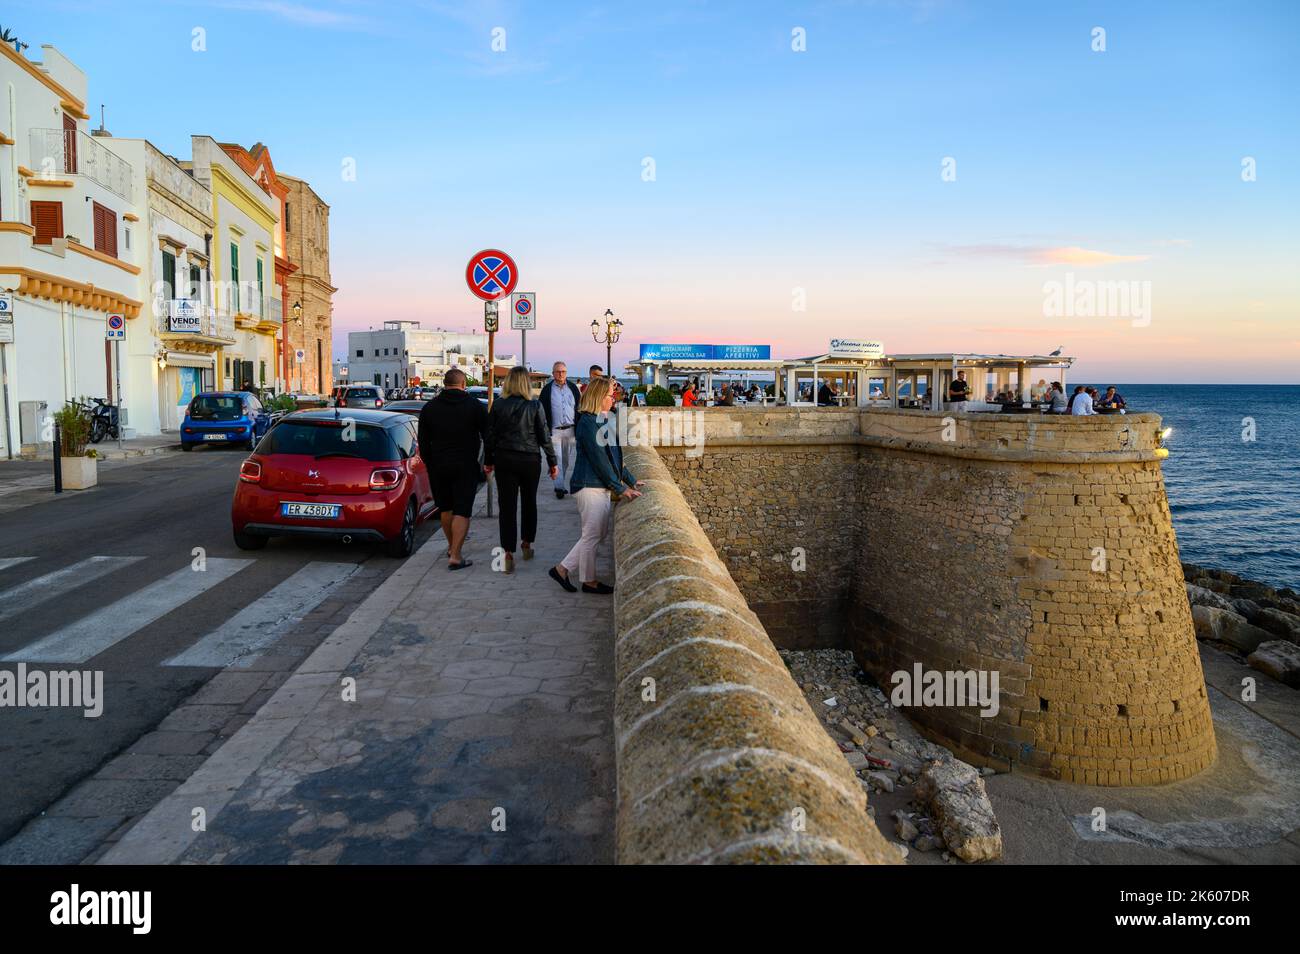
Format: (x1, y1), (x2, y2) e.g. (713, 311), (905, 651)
(948, 371), (970, 403)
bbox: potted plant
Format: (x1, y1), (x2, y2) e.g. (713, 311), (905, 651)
(53, 401), (96, 489)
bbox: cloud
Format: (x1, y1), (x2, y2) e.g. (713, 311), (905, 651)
(937, 243), (1150, 267)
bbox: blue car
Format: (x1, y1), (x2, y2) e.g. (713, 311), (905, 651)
(181, 391), (272, 451)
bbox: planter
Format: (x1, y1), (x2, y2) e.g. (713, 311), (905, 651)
(61, 456), (98, 490)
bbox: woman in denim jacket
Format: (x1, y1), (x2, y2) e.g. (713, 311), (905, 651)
(549, 378), (642, 594)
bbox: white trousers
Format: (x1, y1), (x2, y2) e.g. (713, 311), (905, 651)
(551, 427), (577, 491)
(561, 487), (611, 583)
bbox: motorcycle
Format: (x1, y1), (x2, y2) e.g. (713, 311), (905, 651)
(88, 398), (120, 443)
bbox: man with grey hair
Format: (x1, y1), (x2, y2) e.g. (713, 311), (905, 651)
(538, 361), (581, 498)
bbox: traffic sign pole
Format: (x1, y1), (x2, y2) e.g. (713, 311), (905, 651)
(115, 338), (123, 450)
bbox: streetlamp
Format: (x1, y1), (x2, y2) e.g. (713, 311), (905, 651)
(291, 301), (302, 393)
(591, 308), (623, 377)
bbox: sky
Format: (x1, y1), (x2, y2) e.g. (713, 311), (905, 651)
(6, 0), (1298, 382)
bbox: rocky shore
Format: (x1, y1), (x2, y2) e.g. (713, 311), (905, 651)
(781, 648), (1003, 864)
(1183, 562), (1300, 688)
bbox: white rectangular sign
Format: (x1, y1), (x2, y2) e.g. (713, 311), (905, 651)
(169, 299), (202, 333)
(509, 292), (536, 330)
(0, 293), (13, 343)
(106, 314), (126, 340)
(829, 338), (884, 359)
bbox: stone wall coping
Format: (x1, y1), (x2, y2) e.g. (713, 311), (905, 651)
(611, 445), (899, 865)
(655, 433), (1167, 464)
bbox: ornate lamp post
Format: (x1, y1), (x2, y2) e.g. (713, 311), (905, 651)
(291, 300), (302, 393)
(591, 308), (623, 377)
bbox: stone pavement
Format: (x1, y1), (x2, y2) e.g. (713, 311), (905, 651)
(99, 481), (616, 864)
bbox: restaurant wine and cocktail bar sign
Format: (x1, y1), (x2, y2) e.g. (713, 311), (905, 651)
(638, 343), (772, 361)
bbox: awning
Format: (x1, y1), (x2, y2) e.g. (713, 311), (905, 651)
(165, 351), (215, 369)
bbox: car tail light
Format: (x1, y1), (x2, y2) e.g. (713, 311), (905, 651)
(183, 427), (194, 434)
(369, 468), (401, 490)
(375, 399), (384, 408)
(239, 460), (262, 483)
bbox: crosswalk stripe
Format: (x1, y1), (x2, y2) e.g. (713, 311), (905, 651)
(2, 558), (254, 664)
(164, 562), (361, 668)
(0, 556), (146, 626)
(0, 557), (36, 572)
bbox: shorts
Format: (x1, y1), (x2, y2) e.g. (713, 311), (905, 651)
(431, 460), (479, 518)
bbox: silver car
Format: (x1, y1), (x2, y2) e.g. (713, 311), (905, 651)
(337, 385), (385, 410)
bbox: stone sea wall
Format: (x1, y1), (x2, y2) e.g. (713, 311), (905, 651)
(610, 444), (899, 864)
(632, 406), (1217, 786)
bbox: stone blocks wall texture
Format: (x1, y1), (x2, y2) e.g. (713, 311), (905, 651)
(638, 406), (1216, 786)
(611, 445), (899, 864)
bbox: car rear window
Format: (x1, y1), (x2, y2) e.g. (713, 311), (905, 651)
(255, 421), (398, 461)
(190, 395), (243, 420)
(346, 387), (379, 399)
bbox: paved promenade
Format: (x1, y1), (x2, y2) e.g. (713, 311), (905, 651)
(98, 482), (616, 864)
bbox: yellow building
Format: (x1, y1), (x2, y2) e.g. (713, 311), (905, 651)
(183, 136), (279, 392)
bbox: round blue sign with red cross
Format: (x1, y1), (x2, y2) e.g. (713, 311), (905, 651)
(465, 249), (519, 302)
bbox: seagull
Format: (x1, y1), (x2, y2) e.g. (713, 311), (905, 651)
(1048, 346), (1063, 356)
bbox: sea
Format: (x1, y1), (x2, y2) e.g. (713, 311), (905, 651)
(1108, 385), (1300, 591)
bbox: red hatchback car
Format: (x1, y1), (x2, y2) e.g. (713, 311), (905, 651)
(231, 409), (435, 557)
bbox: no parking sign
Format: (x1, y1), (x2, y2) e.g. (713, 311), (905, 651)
(105, 314), (125, 340)
(510, 292), (536, 330)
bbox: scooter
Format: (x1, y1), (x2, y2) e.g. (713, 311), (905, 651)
(88, 398), (120, 443)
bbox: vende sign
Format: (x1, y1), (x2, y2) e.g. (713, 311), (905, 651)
(169, 300), (202, 333)
(829, 338), (884, 358)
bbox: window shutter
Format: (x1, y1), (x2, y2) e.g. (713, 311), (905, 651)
(92, 202), (117, 257)
(162, 250), (176, 301)
(62, 114), (77, 174)
(31, 201), (64, 245)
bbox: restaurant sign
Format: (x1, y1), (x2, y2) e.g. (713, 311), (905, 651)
(639, 343), (772, 362)
(168, 300), (202, 333)
(829, 338), (885, 359)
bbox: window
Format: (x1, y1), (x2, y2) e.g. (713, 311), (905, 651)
(162, 250), (176, 301)
(259, 361), (266, 385)
(189, 264), (202, 301)
(373, 373), (381, 385)
(124, 228), (131, 251)
(229, 242), (240, 312)
(62, 114), (77, 174)
(373, 349), (378, 357)
(31, 201), (63, 245)
(355, 349), (363, 358)
(284, 202), (291, 232)
(256, 257), (264, 316)
(383, 348), (389, 356)
(92, 202), (117, 257)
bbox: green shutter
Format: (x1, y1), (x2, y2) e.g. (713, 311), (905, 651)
(230, 242), (240, 312)
(162, 250), (176, 301)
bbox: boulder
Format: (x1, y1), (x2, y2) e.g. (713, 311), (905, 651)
(1247, 641), (1300, 688)
(1186, 582), (1235, 612)
(1230, 582), (1275, 602)
(1231, 598), (1264, 624)
(1256, 608), (1300, 645)
(892, 811), (920, 842)
(915, 759), (1003, 862)
(1196, 577), (1232, 595)
(1191, 605), (1272, 653)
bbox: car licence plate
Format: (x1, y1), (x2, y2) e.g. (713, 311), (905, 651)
(281, 502), (342, 519)
(203, 433), (227, 441)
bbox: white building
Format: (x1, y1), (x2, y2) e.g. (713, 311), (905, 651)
(0, 41), (143, 455)
(110, 138), (226, 433)
(345, 321), (514, 388)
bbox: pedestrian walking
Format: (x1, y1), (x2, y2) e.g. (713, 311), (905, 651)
(417, 367), (489, 570)
(538, 361), (581, 498)
(549, 377), (642, 595)
(485, 367), (558, 574)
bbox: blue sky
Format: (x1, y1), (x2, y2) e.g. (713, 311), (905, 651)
(6, 0), (1298, 381)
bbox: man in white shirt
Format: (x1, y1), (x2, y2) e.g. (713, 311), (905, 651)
(538, 361), (581, 498)
(1071, 388), (1096, 415)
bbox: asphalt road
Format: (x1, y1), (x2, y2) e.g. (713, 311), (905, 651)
(0, 446), (434, 847)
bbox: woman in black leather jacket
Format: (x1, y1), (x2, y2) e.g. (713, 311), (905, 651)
(484, 367), (558, 573)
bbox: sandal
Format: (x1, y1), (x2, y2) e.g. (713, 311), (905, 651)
(448, 559), (474, 571)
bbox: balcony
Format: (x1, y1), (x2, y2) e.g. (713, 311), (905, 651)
(157, 300), (236, 347)
(29, 128), (134, 202)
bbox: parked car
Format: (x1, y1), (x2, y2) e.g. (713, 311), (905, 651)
(231, 409), (435, 557)
(181, 391), (272, 451)
(465, 386), (501, 406)
(383, 400), (428, 417)
(337, 385), (385, 409)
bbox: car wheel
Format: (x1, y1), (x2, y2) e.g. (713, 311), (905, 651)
(233, 528), (267, 550)
(386, 499), (417, 558)
(180, 442), (193, 452)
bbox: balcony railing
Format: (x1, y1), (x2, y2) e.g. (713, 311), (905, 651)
(29, 128), (134, 202)
(158, 300), (235, 343)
